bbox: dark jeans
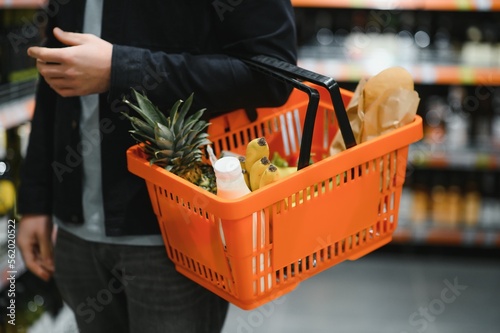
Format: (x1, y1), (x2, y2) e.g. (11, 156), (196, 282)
(54, 228), (229, 333)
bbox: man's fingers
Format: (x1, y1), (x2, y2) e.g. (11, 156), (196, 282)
(28, 46), (66, 64)
(19, 243), (37, 271)
(32, 260), (53, 282)
(36, 60), (62, 75)
(46, 77), (77, 92)
(38, 234), (55, 272)
(20, 243), (52, 281)
(53, 27), (88, 46)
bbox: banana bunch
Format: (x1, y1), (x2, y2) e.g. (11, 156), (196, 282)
(240, 137), (278, 191)
(240, 137), (301, 191)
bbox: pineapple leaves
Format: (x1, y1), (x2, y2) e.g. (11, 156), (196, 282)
(129, 131), (156, 146)
(122, 113), (156, 139)
(123, 90), (164, 128)
(132, 89), (169, 125)
(155, 136), (174, 150)
(124, 89), (215, 193)
(155, 123), (175, 143)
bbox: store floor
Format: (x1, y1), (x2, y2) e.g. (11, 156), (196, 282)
(29, 249), (500, 333)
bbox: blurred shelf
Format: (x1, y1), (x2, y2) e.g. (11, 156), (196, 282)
(291, 0), (500, 11)
(0, 80), (37, 129)
(409, 142), (500, 170)
(393, 224), (500, 247)
(297, 56), (500, 86)
(0, 95), (34, 129)
(0, 0), (45, 8)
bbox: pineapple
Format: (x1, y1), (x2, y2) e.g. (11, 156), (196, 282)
(123, 89), (217, 194)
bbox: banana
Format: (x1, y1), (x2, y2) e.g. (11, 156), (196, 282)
(249, 156), (271, 191)
(259, 164), (281, 189)
(238, 155), (251, 188)
(245, 137), (269, 174)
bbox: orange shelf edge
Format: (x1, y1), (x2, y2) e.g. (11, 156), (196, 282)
(297, 59), (500, 85)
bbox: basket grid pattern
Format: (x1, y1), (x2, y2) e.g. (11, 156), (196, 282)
(148, 143), (405, 300)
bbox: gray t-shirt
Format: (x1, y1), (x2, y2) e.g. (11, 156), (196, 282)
(55, 0), (164, 246)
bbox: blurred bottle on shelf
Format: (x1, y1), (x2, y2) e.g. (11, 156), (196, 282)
(445, 86), (469, 150)
(16, 121), (31, 160)
(430, 171), (450, 227)
(446, 172), (463, 227)
(422, 95), (448, 148)
(314, 10), (334, 46)
(433, 13), (453, 58)
(463, 172), (481, 227)
(473, 85), (493, 148)
(414, 11), (432, 51)
(410, 170), (429, 225)
(479, 171), (500, 229)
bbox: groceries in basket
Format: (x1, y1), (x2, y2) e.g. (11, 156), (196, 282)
(329, 66), (420, 156)
(223, 137), (301, 192)
(125, 56), (424, 311)
(122, 89), (293, 196)
(122, 89), (217, 194)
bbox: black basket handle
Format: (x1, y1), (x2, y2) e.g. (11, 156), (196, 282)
(242, 55), (356, 170)
(243, 59), (320, 170)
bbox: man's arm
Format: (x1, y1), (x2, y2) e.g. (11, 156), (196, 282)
(108, 0), (297, 115)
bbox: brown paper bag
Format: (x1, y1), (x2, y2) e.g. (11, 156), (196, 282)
(330, 67), (420, 156)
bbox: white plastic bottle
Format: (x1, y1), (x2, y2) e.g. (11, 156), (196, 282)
(213, 156), (251, 251)
(214, 157), (268, 292)
(214, 156), (250, 198)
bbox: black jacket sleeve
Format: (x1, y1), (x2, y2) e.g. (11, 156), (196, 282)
(16, 9), (60, 216)
(108, 0), (297, 115)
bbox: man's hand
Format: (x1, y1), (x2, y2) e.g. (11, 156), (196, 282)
(17, 215), (55, 281)
(28, 27), (112, 97)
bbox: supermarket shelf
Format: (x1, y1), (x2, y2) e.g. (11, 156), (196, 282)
(291, 0), (500, 11)
(297, 57), (500, 86)
(0, 0), (45, 8)
(408, 143), (500, 170)
(0, 95), (34, 129)
(393, 225), (500, 247)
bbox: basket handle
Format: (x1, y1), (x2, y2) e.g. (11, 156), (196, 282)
(243, 55), (357, 166)
(243, 59), (321, 170)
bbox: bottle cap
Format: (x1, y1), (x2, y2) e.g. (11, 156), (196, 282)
(214, 156), (242, 181)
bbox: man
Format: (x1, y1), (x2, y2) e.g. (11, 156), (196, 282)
(16, 0), (297, 332)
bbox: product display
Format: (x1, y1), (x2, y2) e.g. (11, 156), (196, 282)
(294, 3), (500, 247)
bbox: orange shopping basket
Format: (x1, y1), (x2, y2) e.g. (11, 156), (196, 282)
(126, 56), (423, 310)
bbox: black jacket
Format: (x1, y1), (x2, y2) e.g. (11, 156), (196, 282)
(17, 0), (297, 236)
